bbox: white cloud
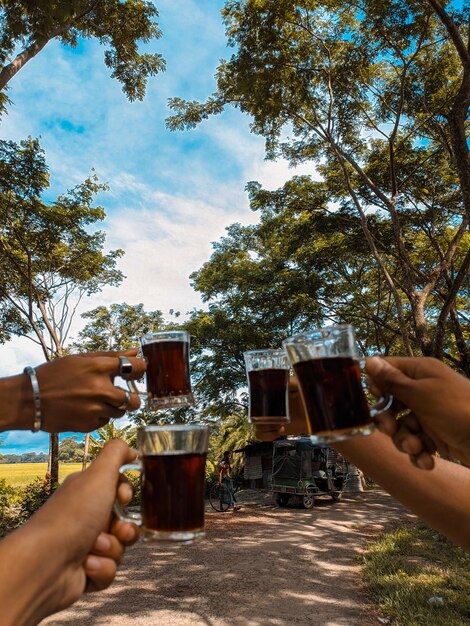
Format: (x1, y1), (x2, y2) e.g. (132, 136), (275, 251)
(1, 429), (50, 454)
(97, 183), (260, 319)
(0, 0), (324, 446)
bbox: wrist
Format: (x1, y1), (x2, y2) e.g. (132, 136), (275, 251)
(0, 520), (69, 626)
(0, 373), (35, 431)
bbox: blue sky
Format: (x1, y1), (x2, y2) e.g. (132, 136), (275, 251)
(0, 0), (312, 455)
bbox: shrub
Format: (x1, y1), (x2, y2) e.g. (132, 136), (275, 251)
(125, 471), (141, 507)
(17, 476), (57, 523)
(0, 479), (21, 537)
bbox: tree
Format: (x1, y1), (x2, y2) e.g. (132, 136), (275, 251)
(0, 137), (124, 485)
(0, 0), (165, 112)
(58, 436), (85, 463)
(186, 174), (469, 420)
(71, 302), (166, 465)
(72, 302), (164, 352)
(87, 422), (134, 460)
(207, 410), (253, 479)
(168, 0), (470, 371)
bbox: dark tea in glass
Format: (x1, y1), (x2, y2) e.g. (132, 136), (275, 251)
(142, 452), (206, 534)
(292, 356), (371, 434)
(284, 325), (391, 443)
(244, 349), (290, 425)
(115, 425), (209, 543)
(141, 331), (194, 410)
(248, 369), (289, 423)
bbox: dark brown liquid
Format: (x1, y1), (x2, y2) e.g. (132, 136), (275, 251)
(248, 369), (289, 421)
(142, 452), (206, 532)
(142, 340), (192, 398)
(293, 357), (371, 433)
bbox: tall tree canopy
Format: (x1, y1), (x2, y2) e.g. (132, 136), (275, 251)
(187, 175), (469, 420)
(0, 0), (165, 111)
(0, 137), (124, 482)
(168, 0), (470, 372)
(72, 302), (164, 352)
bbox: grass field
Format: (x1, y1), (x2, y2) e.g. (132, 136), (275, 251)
(363, 521), (470, 625)
(0, 463), (82, 486)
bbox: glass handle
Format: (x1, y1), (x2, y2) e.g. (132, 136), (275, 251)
(369, 394), (393, 417)
(113, 462), (143, 526)
(360, 359), (393, 418)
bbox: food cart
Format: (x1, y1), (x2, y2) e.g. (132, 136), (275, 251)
(271, 438), (349, 509)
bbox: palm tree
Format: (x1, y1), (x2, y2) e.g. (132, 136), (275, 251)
(86, 422), (135, 465)
(208, 411), (254, 478)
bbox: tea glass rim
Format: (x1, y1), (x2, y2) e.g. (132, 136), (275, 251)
(139, 424), (208, 433)
(283, 324), (353, 345)
(243, 347), (287, 357)
(141, 330), (189, 343)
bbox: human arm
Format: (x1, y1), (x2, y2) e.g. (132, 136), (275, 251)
(0, 440), (140, 626)
(219, 463), (223, 485)
(333, 431), (470, 551)
(365, 356), (470, 469)
(0, 349), (146, 433)
(255, 375), (470, 551)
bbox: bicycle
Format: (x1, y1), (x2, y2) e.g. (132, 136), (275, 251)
(209, 482), (233, 512)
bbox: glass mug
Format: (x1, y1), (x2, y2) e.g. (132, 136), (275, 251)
(283, 325), (392, 443)
(115, 424), (209, 543)
(140, 330), (195, 410)
(244, 349), (290, 426)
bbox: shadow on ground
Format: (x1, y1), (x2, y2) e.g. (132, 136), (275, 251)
(42, 491), (413, 626)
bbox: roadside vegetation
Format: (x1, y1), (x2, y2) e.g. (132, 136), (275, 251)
(363, 522), (470, 625)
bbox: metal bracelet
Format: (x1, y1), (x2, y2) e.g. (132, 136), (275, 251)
(23, 366), (43, 432)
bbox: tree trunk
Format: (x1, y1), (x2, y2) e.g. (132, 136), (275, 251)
(82, 433), (90, 471)
(410, 294), (435, 357)
(49, 434), (59, 487)
(450, 308), (470, 375)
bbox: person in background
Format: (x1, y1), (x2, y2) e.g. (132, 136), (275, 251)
(219, 450), (240, 511)
(255, 359), (470, 552)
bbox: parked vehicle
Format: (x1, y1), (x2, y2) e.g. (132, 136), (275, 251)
(271, 438), (349, 509)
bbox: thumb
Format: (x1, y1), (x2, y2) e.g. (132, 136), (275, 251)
(365, 356), (413, 400)
(89, 440), (136, 473)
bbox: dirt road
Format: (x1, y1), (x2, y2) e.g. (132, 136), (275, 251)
(42, 491), (414, 626)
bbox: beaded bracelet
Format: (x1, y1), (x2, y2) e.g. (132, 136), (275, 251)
(23, 366), (43, 432)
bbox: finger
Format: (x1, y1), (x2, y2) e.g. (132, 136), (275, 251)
(84, 556), (118, 592)
(392, 428), (425, 456)
(421, 431), (439, 456)
(103, 387), (141, 415)
(87, 439), (137, 478)
(374, 412), (399, 437)
(410, 451), (435, 470)
(80, 348), (140, 359)
(399, 412), (421, 434)
(110, 519), (141, 546)
(94, 355), (147, 381)
(365, 356), (414, 401)
(113, 356), (147, 380)
(399, 414), (438, 455)
(92, 532), (125, 564)
(117, 479), (134, 505)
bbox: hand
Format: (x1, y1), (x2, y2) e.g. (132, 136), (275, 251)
(0, 440), (140, 626)
(32, 349), (146, 432)
(365, 356), (470, 469)
(84, 478), (141, 591)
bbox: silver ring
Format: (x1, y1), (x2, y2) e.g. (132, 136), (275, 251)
(116, 388), (131, 411)
(118, 356), (133, 379)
